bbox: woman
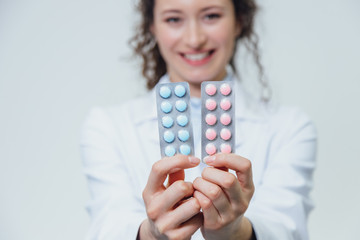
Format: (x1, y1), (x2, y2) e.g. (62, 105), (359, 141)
(81, 0), (317, 239)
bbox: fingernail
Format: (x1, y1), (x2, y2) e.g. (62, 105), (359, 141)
(189, 156), (200, 164)
(203, 155), (216, 164)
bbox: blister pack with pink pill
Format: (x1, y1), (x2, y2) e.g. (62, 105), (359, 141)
(156, 82), (194, 157)
(201, 81), (235, 159)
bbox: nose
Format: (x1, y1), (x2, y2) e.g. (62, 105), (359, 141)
(184, 20), (206, 49)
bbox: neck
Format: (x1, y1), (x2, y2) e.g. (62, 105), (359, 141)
(188, 82), (201, 98)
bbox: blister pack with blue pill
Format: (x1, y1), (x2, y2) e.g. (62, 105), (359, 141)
(156, 82), (194, 157)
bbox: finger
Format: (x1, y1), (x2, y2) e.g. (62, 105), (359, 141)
(193, 177), (230, 215)
(215, 166), (228, 172)
(193, 190), (219, 228)
(167, 170), (185, 187)
(203, 153), (253, 189)
(146, 155), (200, 195)
(158, 198), (201, 233)
(167, 213), (203, 240)
(160, 181), (194, 211)
(201, 167), (242, 204)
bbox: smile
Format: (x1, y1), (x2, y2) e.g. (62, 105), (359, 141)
(180, 50), (215, 66)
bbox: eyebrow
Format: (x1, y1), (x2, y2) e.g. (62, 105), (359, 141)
(201, 6), (225, 12)
(160, 9), (182, 15)
(160, 5), (225, 15)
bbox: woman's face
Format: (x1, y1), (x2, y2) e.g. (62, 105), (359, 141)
(152, 0), (240, 87)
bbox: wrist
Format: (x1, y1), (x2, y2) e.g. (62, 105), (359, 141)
(139, 219), (157, 240)
(235, 216), (254, 240)
(203, 216), (253, 240)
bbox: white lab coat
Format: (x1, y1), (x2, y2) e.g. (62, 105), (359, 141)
(80, 74), (317, 240)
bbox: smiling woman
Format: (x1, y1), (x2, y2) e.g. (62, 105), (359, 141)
(81, 0), (317, 239)
(150, 0), (240, 96)
(131, 0), (262, 96)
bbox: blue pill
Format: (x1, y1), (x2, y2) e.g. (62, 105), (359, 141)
(162, 116), (174, 128)
(178, 130), (190, 142)
(164, 146), (176, 157)
(175, 100), (187, 112)
(176, 115), (188, 127)
(174, 85), (186, 97)
(163, 130), (175, 143)
(179, 144), (191, 155)
(161, 101), (172, 113)
(159, 86), (171, 99)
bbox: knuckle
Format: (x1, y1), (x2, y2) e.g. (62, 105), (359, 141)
(151, 161), (163, 175)
(191, 198), (201, 211)
(142, 189), (147, 200)
(159, 220), (172, 236)
(223, 174), (237, 188)
(243, 159), (252, 171)
(201, 197), (212, 210)
(176, 181), (191, 195)
(221, 213), (234, 225)
(142, 188), (151, 201)
(146, 205), (159, 220)
(142, 190), (151, 206)
(208, 186), (222, 200)
(156, 223), (166, 235)
(219, 217), (227, 226)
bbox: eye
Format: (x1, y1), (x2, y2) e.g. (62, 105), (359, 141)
(166, 17), (181, 23)
(204, 13), (221, 21)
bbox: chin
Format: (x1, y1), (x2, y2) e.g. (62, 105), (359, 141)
(185, 72), (223, 84)
(184, 76), (210, 85)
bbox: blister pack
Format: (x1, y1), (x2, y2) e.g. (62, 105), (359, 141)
(201, 81), (235, 159)
(155, 82), (194, 157)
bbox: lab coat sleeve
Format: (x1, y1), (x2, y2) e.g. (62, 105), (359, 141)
(246, 108), (317, 240)
(80, 107), (145, 240)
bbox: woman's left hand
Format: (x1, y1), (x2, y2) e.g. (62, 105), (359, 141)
(193, 153), (255, 240)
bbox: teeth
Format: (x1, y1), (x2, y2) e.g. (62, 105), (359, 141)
(184, 52), (210, 61)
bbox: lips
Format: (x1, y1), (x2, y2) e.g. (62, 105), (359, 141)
(180, 50), (215, 65)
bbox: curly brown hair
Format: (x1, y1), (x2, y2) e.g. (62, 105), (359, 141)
(130, 0), (268, 100)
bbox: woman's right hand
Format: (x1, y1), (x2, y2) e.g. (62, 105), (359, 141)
(139, 155), (203, 240)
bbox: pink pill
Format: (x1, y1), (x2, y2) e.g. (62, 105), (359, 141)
(220, 83), (232, 96)
(220, 144), (232, 153)
(205, 113), (217, 126)
(206, 143), (217, 155)
(220, 128), (232, 141)
(205, 128), (217, 141)
(220, 113), (232, 126)
(205, 99), (217, 111)
(205, 84), (217, 96)
(220, 99), (232, 111)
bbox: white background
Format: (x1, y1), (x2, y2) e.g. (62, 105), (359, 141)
(0, 0), (359, 239)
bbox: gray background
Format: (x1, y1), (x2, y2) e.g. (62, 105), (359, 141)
(0, 0), (359, 239)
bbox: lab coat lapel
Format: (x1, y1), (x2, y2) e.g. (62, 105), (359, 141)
(133, 88), (161, 146)
(233, 77), (267, 151)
